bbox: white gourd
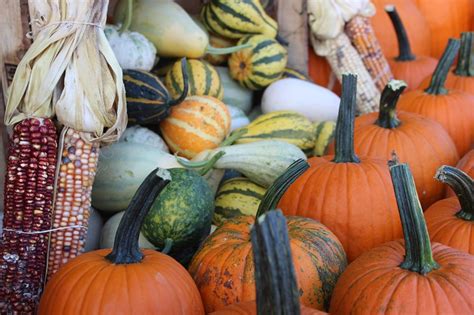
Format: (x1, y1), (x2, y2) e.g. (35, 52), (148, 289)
(227, 105), (250, 131)
(120, 125), (169, 152)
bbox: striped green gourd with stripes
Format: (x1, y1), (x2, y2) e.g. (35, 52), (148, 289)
(214, 177), (266, 226)
(165, 59), (224, 100)
(201, 0), (278, 39)
(234, 110), (315, 151)
(282, 67), (313, 81)
(228, 35), (287, 90)
(313, 120), (336, 157)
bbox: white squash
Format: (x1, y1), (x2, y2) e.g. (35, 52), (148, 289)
(120, 125), (169, 152)
(83, 207), (104, 252)
(104, 24), (157, 71)
(216, 67), (254, 113)
(227, 105), (250, 131)
(262, 78), (340, 122)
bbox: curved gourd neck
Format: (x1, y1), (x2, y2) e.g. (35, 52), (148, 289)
(454, 32), (474, 77)
(376, 80), (407, 129)
(389, 159), (439, 275)
(119, 0), (133, 33)
(425, 39), (460, 95)
(435, 166), (474, 221)
(385, 5), (415, 61)
(106, 168), (171, 264)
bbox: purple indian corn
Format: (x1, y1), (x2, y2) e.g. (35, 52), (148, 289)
(0, 118), (58, 313)
(46, 128), (99, 279)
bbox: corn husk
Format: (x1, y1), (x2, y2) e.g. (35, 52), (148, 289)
(5, 0), (126, 144)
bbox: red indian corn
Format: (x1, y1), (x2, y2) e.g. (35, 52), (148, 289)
(46, 128), (99, 279)
(0, 118), (58, 313)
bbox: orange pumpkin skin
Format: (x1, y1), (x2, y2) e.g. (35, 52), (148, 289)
(279, 157), (402, 262)
(389, 56), (437, 92)
(39, 249), (205, 315)
(188, 215), (347, 313)
(329, 240), (474, 314)
(210, 301), (327, 315)
(447, 149), (474, 197)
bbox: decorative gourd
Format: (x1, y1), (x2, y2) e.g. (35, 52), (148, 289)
(425, 166), (474, 255)
(100, 211), (155, 249)
(210, 210), (328, 315)
(234, 111), (316, 151)
(261, 78), (340, 121)
(214, 177), (267, 226)
(329, 161), (474, 314)
(398, 39), (474, 156)
(228, 35), (287, 90)
(205, 34), (236, 66)
(333, 80), (458, 208)
(189, 160), (347, 313)
(119, 125), (169, 152)
(216, 66), (254, 113)
(83, 207), (103, 252)
(39, 168), (205, 314)
(385, 6), (437, 92)
(227, 105), (250, 132)
(441, 32), (473, 95)
(165, 59), (224, 100)
(282, 67), (313, 81)
(160, 95), (231, 159)
(313, 121), (336, 157)
(91, 142), (183, 212)
(123, 59), (189, 125)
(114, 0), (249, 58)
(142, 168), (214, 265)
(279, 74), (402, 262)
(447, 149), (474, 197)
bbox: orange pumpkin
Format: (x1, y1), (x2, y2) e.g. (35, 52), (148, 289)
(447, 149), (474, 197)
(398, 39), (474, 157)
(333, 80), (458, 209)
(308, 47), (341, 95)
(425, 166), (474, 254)
(371, 0), (431, 57)
(189, 160), (347, 313)
(279, 74), (402, 262)
(160, 95), (231, 158)
(444, 32), (474, 94)
(330, 161), (474, 314)
(39, 168), (205, 315)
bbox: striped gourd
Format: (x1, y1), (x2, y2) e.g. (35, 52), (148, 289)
(204, 34), (236, 66)
(282, 67), (312, 81)
(214, 177), (267, 225)
(313, 120), (336, 157)
(228, 35), (287, 90)
(235, 111), (315, 151)
(160, 96), (231, 158)
(201, 0), (278, 39)
(165, 59), (224, 100)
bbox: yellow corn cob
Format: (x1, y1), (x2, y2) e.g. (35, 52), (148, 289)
(345, 16), (393, 91)
(46, 128), (99, 279)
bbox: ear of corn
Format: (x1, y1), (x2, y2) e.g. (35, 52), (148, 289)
(345, 16), (393, 91)
(0, 118), (58, 313)
(46, 128), (100, 280)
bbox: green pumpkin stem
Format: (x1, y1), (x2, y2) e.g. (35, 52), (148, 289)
(119, 0), (133, 33)
(425, 39), (460, 95)
(176, 151), (225, 176)
(220, 128), (248, 147)
(389, 158), (440, 275)
(161, 238), (174, 255)
(256, 159), (309, 218)
(333, 74), (360, 163)
(206, 43), (253, 55)
(385, 6), (416, 61)
(168, 58), (190, 107)
(252, 210), (301, 315)
(376, 80), (407, 129)
(435, 166), (474, 221)
(106, 168), (171, 264)
(454, 32), (474, 77)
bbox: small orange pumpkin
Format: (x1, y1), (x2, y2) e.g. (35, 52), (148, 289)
(39, 168), (205, 315)
(447, 149), (474, 197)
(160, 95), (231, 158)
(330, 161), (474, 314)
(425, 166), (474, 254)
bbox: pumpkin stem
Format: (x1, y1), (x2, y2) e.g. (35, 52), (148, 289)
(425, 39), (460, 95)
(252, 210), (301, 315)
(161, 238), (174, 255)
(256, 159), (309, 217)
(389, 158), (440, 275)
(385, 5), (416, 61)
(454, 32), (474, 77)
(206, 43), (252, 55)
(168, 58), (190, 107)
(220, 128), (248, 147)
(376, 80), (407, 129)
(177, 151), (226, 176)
(435, 166), (474, 221)
(119, 0), (133, 33)
(106, 168), (171, 264)
(333, 74), (360, 163)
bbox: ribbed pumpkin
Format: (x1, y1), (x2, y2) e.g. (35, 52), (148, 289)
(228, 35), (287, 90)
(189, 160), (347, 313)
(165, 59), (224, 100)
(160, 96), (231, 158)
(39, 169), (205, 315)
(330, 80), (458, 209)
(385, 6), (437, 92)
(279, 74), (402, 262)
(330, 161), (474, 314)
(425, 166), (474, 255)
(398, 39), (474, 157)
(447, 149), (474, 197)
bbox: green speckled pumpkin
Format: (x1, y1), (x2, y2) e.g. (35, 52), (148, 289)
(142, 168), (214, 265)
